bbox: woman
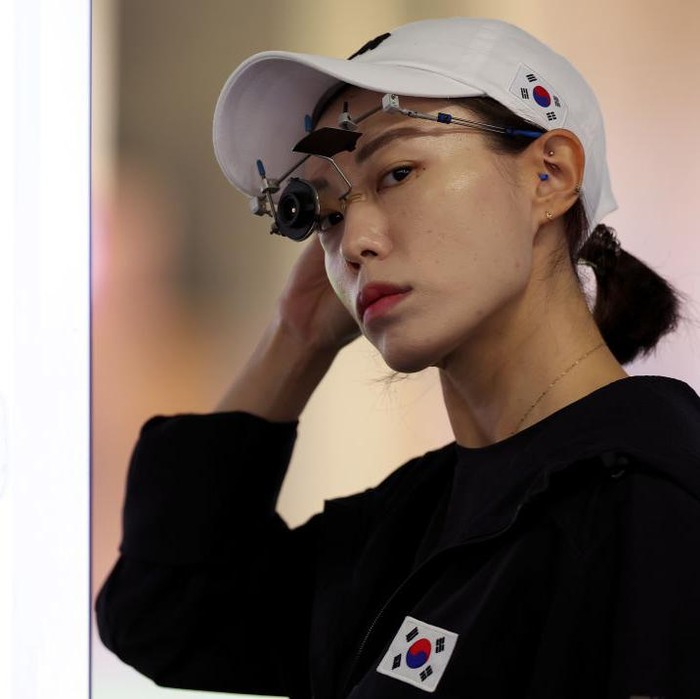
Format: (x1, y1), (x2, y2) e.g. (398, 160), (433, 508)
(97, 18), (700, 698)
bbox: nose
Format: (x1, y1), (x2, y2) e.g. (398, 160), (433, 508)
(339, 196), (392, 269)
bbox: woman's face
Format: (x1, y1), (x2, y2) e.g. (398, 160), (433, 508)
(306, 88), (538, 373)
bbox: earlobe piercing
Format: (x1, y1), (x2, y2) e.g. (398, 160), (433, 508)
(538, 173), (549, 181)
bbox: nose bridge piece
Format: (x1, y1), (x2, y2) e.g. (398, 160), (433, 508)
(342, 190), (368, 211)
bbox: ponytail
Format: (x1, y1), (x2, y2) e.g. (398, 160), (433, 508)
(576, 224), (682, 365)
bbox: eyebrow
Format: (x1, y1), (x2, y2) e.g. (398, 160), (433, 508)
(305, 126), (439, 189)
(354, 126), (435, 165)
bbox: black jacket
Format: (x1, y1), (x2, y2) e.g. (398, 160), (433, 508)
(97, 376), (700, 698)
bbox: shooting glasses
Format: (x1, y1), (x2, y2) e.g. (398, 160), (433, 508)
(249, 93), (544, 241)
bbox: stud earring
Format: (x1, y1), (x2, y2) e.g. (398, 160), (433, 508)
(548, 150), (555, 156)
(545, 210), (553, 221)
(574, 184), (582, 194)
(538, 173), (549, 181)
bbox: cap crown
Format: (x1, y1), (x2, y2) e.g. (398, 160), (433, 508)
(213, 18), (616, 228)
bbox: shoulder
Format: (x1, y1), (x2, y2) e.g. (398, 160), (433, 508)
(588, 454), (700, 552)
(598, 376), (700, 451)
(530, 376), (700, 503)
(542, 450), (700, 564)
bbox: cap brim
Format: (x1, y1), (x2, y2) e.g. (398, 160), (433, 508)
(213, 51), (484, 197)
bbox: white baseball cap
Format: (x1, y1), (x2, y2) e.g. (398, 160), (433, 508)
(213, 17), (616, 228)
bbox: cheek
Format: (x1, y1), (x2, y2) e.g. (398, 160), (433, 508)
(323, 248), (355, 310)
(322, 248), (342, 292)
(445, 170), (529, 249)
(408, 170), (532, 292)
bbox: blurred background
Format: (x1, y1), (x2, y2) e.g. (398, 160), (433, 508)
(92, 1), (700, 696)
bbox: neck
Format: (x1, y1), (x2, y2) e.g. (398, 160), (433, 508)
(439, 268), (628, 448)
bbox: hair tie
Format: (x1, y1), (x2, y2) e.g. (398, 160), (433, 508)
(577, 225), (621, 276)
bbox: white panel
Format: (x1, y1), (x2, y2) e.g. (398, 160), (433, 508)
(1, 0), (90, 697)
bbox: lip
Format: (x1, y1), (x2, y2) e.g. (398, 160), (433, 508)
(362, 293), (410, 324)
(357, 282), (411, 323)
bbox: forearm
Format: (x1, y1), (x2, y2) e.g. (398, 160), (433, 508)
(98, 497), (320, 698)
(215, 315), (338, 421)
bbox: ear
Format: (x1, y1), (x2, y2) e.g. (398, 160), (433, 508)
(522, 129), (585, 229)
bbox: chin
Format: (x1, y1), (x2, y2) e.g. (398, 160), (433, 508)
(376, 340), (443, 374)
(371, 322), (474, 374)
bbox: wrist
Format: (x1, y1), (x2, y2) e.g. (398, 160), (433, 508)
(215, 317), (338, 421)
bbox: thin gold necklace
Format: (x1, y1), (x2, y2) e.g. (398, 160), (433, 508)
(511, 341), (606, 435)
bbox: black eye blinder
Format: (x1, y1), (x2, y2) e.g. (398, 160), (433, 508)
(274, 127), (361, 241)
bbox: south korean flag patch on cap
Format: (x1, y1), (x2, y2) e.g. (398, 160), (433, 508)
(509, 63), (568, 126)
(376, 616), (458, 693)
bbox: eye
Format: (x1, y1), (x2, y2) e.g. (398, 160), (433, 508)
(378, 165), (413, 189)
(318, 211), (344, 232)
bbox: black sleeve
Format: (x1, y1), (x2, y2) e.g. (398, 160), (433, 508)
(608, 472), (700, 699)
(95, 411), (320, 698)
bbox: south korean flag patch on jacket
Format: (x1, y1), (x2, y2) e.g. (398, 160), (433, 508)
(376, 616), (458, 692)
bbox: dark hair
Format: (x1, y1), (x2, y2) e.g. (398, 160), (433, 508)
(460, 96), (682, 365)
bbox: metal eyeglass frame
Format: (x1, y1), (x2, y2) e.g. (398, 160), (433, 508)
(249, 93), (544, 242)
